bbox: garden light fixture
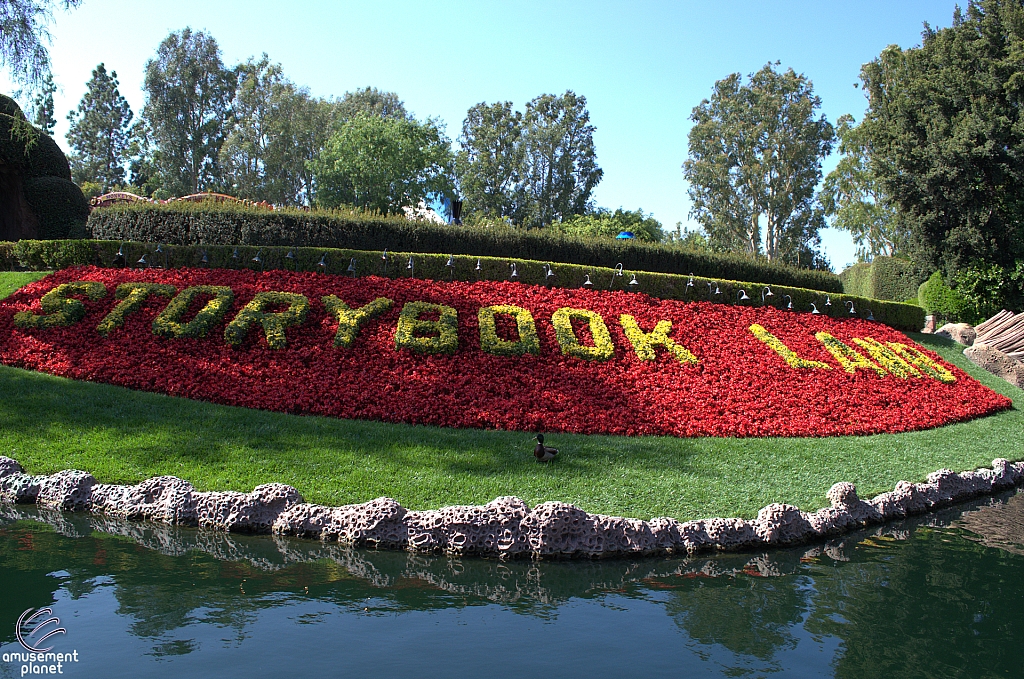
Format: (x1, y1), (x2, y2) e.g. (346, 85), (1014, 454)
(810, 303), (820, 314)
(347, 257), (357, 277)
(738, 289), (750, 302)
(762, 286), (773, 304)
(782, 294), (793, 310)
(629, 273), (639, 286)
(846, 300), (856, 315)
(583, 274), (593, 287)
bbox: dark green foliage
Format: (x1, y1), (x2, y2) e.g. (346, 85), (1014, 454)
(839, 256), (926, 302)
(0, 238), (923, 331)
(859, 0), (1024, 309)
(684, 62), (834, 263)
(950, 260), (1024, 321)
(23, 176), (90, 238)
(87, 202), (844, 293)
(0, 94), (24, 118)
(66, 63), (133, 188)
(918, 271), (970, 323)
(24, 130), (69, 179)
(839, 262), (871, 298)
(0, 112), (37, 165)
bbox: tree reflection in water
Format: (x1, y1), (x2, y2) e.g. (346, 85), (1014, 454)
(0, 490), (1021, 677)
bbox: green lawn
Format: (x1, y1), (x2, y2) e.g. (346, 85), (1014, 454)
(0, 271), (1020, 521)
(0, 271), (48, 298)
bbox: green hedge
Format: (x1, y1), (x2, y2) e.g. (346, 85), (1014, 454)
(839, 256), (926, 302)
(0, 239), (924, 331)
(87, 202), (845, 294)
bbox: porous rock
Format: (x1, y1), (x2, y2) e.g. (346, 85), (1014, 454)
(275, 497), (407, 547)
(676, 520), (713, 553)
(104, 476), (198, 524)
(195, 483), (303, 533)
(404, 496), (529, 556)
(584, 514), (657, 556)
(520, 502), (594, 556)
(37, 470), (96, 511)
(0, 473), (45, 504)
(648, 517), (684, 551)
(964, 343), (1024, 388)
(702, 517), (759, 550)
(935, 323), (976, 346)
(0, 456), (23, 479)
(753, 503), (815, 545)
(826, 482), (881, 524)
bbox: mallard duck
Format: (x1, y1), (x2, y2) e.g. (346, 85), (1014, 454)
(534, 434), (558, 462)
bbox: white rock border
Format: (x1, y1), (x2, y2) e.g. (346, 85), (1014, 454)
(1, 455), (1021, 558)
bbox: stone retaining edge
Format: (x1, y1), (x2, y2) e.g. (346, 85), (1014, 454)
(1, 455), (1021, 558)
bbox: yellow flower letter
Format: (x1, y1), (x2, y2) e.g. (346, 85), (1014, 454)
(815, 332), (886, 376)
(886, 343), (957, 384)
(620, 315), (698, 365)
(749, 324), (831, 370)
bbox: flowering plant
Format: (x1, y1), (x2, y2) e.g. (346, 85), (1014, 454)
(0, 266), (1009, 438)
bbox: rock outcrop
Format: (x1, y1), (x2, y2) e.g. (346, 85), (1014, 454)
(964, 343), (1024, 389)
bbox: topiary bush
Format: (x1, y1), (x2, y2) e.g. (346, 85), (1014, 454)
(918, 271), (970, 323)
(25, 132), (72, 180)
(0, 94), (87, 241)
(23, 176), (90, 239)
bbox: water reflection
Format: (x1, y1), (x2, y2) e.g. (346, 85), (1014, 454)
(0, 491), (1022, 678)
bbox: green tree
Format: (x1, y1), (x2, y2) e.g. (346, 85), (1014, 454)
(66, 63), (133, 189)
(683, 62), (835, 263)
(220, 55), (336, 205)
(141, 28), (236, 196)
(858, 0), (1024, 299)
(520, 91), (602, 227)
(821, 114), (905, 261)
(554, 207), (664, 242)
(311, 113), (454, 214)
(0, 0), (81, 93)
(29, 72), (55, 134)
(456, 101), (525, 221)
(334, 86), (410, 122)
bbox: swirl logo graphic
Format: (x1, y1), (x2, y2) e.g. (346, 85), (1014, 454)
(16, 608), (66, 652)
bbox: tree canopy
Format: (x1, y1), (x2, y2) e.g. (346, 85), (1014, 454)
(311, 113), (454, 215)
(858, 0), (1024, 285)
(821, 114), (905, 262)
(66, 63), (132, 190)
(141, 27), (236, 196)
(456, 91), (602, 227)
(0, 0), (81, 93)
(683, 62), (835, 264)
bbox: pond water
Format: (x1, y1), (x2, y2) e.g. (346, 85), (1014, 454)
(1, 493), (1022, 679)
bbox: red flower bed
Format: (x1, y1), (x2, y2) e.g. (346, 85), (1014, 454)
(0, 266), (1011, 437)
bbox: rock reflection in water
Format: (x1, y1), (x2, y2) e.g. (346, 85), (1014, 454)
(955, 489), (1024, 555)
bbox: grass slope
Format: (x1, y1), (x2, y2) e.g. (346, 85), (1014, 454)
(0, 271), (48, 298)
(0, 274), (1019, 521)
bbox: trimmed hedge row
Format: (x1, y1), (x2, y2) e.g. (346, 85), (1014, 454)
(839, 256), (927, 302)
(0, 239), (925, 331)
(87, 202), (845, 294)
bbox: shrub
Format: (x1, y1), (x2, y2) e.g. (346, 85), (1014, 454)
(950, 260), (1024, 322)
(917, 271), (970, 323)
(23, 176), (90, 239)
(87, 202), (845, 293)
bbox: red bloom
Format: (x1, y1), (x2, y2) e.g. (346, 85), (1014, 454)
(0, 266), (1010, 438)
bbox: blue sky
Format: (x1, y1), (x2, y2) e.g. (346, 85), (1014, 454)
(7, 0), (962, 270)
